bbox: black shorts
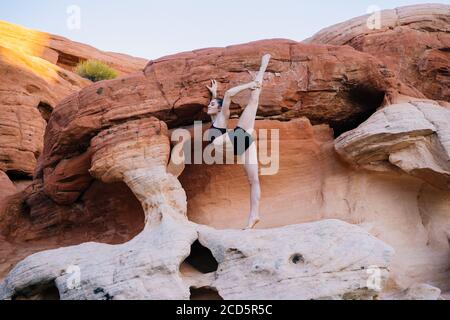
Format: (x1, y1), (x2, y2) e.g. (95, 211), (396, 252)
(209, 125), (254, 156)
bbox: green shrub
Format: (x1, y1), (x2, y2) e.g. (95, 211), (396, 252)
(75, 60), (118, 82)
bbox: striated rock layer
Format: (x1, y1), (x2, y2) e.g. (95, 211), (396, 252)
(306, 4), (450, 102)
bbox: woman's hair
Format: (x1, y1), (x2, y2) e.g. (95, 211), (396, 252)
(215, 98), (223, 106)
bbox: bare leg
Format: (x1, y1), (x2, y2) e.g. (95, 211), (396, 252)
(238, 54), (271, 229)
(237, 54), (271, 132)
(243, 143), (261, 230)
(214, 81), (261, 129)
(237, 88), (262, 132)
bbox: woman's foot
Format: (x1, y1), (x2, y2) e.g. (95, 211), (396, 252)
(245, 214), (260, 230)
(254, 54), (271, 83)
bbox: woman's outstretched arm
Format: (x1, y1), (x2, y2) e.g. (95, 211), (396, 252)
(220, 81), (260, 120)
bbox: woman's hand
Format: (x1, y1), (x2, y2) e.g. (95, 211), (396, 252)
(207, 79), (218, 99)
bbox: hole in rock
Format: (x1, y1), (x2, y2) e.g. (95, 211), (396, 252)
(93, 287), (114, 300)
(37, 101), (53, 122)
(332, 85), (385, 138)
(56, 51), (83, 70)
(190, 287), (223, 301)
(12, 282), (60, 300)
(25, 84), (41, 94)
(291, 253), (305, 264)
(5, 170), (32, 181)
(183, 240), (218, 274)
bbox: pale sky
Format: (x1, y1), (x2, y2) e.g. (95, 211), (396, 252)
(1, 1), (449, 59)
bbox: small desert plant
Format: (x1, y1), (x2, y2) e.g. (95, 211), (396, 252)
(75, 60), (118, 82)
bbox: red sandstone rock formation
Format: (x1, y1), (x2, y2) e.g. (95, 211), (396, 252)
(306, 4), (450, 102)
(0, 20), (147, 177)
(0, 20), (147, 74)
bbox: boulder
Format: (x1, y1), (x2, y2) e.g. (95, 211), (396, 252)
(0, 116), (394, 300)
(1, 7), (450, 300)
(335, 100), (450, 190)
(306, 4), (450, 102)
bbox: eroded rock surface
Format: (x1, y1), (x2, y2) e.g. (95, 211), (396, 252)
(0, 218), (393, 300)
(1, 5), (450, 300)
(306, 4), (450, 102)
(39, 38), (419, 194)
(0, 20), (147, 177)
(385, 283), (442, 300)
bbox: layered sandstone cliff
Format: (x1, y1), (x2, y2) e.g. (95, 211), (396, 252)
(0, 20), (147, 177)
